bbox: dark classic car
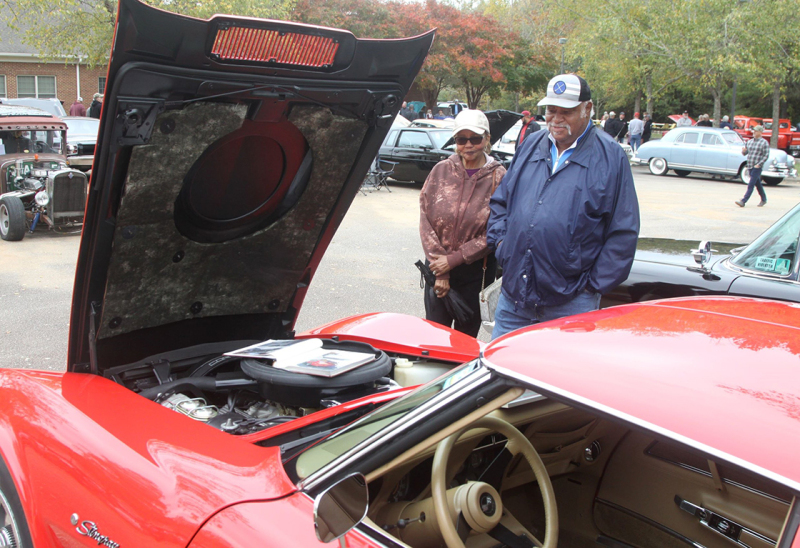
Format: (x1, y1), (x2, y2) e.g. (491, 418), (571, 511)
(1, 2), (800, 548)
(603, 202), (800, 307)
(635, 126), (796, 185)
(0, 106), (88, 241)
(378, 109), (520, 183)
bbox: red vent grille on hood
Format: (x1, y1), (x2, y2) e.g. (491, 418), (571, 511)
(211, 26), (340, 68)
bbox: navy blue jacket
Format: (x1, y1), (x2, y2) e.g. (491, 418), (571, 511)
(487, 124), (640, 307)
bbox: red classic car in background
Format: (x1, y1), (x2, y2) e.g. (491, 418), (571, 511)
(0, 1), (799, 548)
(734, 115), (800, 157)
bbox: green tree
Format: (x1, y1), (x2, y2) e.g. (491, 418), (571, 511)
(735, 0), (800, 148)
(2, 0), (295, 67)
(555, 0), (752, 124)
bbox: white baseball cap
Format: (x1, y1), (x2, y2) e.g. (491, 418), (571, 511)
(538, 74), (591, 109)
(452, 109), (490, 137)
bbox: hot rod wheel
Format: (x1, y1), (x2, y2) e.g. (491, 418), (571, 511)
(0, 456), (32, 547)
(0, 196), (26, 241)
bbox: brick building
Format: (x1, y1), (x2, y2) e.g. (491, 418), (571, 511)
(0, 16), (108, 109)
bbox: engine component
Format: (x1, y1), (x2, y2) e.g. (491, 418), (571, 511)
(160, 393), (219, 421)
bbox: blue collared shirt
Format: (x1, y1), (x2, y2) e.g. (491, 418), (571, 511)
(548, 120), (594, 174)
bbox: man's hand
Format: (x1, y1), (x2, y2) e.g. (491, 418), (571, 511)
(434, 279), (450, 298)
(429, 255), (450, 277)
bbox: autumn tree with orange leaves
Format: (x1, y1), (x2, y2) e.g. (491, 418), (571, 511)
(293, 0), (538, 110)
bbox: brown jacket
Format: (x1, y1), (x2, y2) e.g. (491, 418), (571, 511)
(420, 153), (505, 280)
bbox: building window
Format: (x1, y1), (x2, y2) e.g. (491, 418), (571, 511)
(98, 77), (106, 94)
(16, 75), (56, 99)
(0, 75), (6, 97)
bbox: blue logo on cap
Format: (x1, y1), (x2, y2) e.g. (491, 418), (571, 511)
(553, 81), (567, 95)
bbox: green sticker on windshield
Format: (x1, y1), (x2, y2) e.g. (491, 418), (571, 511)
(754, 256), (792, 275)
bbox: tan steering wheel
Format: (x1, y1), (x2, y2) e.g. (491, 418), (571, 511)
(431, 415), (558, 548)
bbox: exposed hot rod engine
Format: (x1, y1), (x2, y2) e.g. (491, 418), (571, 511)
(0, 158), (88, 241)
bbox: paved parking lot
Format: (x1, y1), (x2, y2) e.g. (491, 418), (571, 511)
(2, 166), (798, 370)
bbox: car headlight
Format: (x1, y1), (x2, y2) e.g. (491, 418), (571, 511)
(35, 191), (50, 207)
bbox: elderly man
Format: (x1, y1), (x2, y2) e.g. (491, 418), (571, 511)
(486, 74), (640, 339)
(735, 125), (769, 208)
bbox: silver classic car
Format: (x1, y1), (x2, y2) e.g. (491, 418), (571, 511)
(635, 126), (796, 185)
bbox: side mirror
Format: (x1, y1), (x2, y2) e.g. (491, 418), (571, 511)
(691, 240), (713, 267)
(313, 473), (369, 544)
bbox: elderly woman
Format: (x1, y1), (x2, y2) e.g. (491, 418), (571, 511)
(419, 109), (505, 336)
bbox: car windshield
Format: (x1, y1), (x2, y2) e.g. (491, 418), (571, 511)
(0, 129), (64, 155)
(291, 360), (483, 480)
(429, 129), (453, 149)
(721, 131), (744, 145)
(66, 119), (99, 136)
(730, 204), (800, 276)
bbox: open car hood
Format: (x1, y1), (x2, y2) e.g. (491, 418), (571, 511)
(68, 0), (433, 372)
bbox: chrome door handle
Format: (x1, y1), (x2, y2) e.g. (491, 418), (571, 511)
(674, 496), (775, 547)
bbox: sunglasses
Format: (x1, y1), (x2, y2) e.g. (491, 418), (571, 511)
(454, 136), (484, 145)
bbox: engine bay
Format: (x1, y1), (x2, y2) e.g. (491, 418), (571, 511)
(106, 337), (459, 436)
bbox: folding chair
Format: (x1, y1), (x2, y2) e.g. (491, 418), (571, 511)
(361, 155), (396, 194)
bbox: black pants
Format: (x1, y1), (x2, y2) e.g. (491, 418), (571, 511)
(424, 255), (497, 337)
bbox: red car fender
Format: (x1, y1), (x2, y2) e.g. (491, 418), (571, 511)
(188, 492), (383, 547)
(0, 370), (297, 547)
(298, 312), (483, 363)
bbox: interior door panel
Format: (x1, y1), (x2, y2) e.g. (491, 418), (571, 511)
(595, 432), (789, 548)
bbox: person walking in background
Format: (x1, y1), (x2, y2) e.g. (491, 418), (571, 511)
(677, 111), (692, 127)
(628, 112), (644, 152)
(720, 115), (732, 129)
(735, 125), (769, 208)
(487, 74), (640, 340)
(88, 93), (103, 119)
(69, 97), (86, 116)
(600, 112), (609, 127)
(642, 113), (653, 143)
(515, 110), (540, 149)
(419, 109), (504, 336)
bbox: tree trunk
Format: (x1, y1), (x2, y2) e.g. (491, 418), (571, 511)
(711, 76), (722, 128)
(634, 90), (642, 117)
(771, 79), (781, 149)
(645, 72), (654, 116)
(421, 85), (441, 113)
